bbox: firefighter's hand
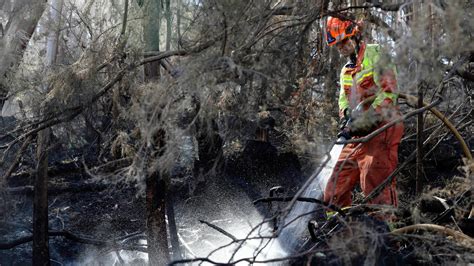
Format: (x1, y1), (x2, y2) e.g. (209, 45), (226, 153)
(338, 108), (352, 130)
(337, 128), (352, 140)
(350, 106), (380, 137)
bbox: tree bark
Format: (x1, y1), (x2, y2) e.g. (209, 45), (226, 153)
(0, 0), (47, 113)
(146, 171), (169, 266)
(32, 1), (63, 263)
(416, 86), (424, 194)
(176, 0), (181, 47)
(165, 0), (171, 51)
(143, 0), (162, 80)
(143, 2), (169, 264)
(33, 129), (50, 266)
(167, 193), (182, 261)
(0, 0), (47, 79)
(45, 0), (63, 67)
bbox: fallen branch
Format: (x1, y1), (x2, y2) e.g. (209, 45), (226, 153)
(391, 224), (474, 248)
(9, 160), (84, 180)
(1, 135), (32, 184)
(424, 109), (473, 159)
(0, 230), (147, 252)
(87, 157), (133, 173)
(7, 157), (132, 182)
(6, 182), (107, 196)
(0, 235), (33, 249)
(116, 231), (146, 243)
(253, 196), (345, 217)
(138, 39), (217, 67)
(199, 220), (237, 241)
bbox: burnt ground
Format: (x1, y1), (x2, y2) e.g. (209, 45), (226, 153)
(0, 161), (146, 265)
(0, 115), (473, 265)
(0, 129), (305, 265)
(0, 116), (146, 265)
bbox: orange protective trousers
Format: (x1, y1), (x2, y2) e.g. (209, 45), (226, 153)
(323, 122), (404, 207)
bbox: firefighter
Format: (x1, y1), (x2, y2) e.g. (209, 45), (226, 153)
(323, 16), (404, 208)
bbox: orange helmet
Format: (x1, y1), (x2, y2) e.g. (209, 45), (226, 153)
(326, 16), (360, 46)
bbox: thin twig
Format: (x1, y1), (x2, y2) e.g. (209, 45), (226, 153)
(253, 196), (345, 217)
(424, 109), (473, 159)
(1, 135), (32, 184)
(0, 230), (148, 252)
(391, 224), (474, 247)
(120, 0), (129, 37)
(199, 220), (237, 241)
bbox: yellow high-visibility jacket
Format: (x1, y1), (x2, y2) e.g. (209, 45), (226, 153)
(338, 42), (398, 119)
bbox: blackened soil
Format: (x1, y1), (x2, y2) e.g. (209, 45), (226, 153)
(1, 168), (145, 265)
(1, 137), (304, 265)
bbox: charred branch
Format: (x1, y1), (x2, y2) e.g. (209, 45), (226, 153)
(6, 157), (132, 182)
(253, 196), (345, 217)
(199, 220), (237, 241)
(6, 182), (108, 196)
(1, 135), (32, 184)
(391, 224), (474, 247)
(269, 6), (294, 16)
(0, 230), (147, 252)
(456, 69), (474, 82)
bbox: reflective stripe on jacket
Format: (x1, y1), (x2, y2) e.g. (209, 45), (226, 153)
(338, 42), (398, 119)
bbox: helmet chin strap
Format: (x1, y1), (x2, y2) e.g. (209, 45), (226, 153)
(350, 53), (357, 64)
(349, 38), (361, 64)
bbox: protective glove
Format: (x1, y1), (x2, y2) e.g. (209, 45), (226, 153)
(349, 106), (381, 137)
(338, 108), (352, 131)
(337, 128), (352, 140)
(337, 108), (352, 140)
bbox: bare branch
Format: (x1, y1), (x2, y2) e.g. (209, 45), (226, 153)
(253, 196), (345, 217)
(199, 220), (237, 241)
(391, 224), (474, 247)
(337, 96), (442, 145)
(0, 230), (147, 252)
(1, 135), (32, 185)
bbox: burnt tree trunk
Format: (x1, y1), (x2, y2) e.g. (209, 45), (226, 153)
(167, 193), (182, 261)
(144, 60), (161, 81)
(32, 0), (64, 263)
(143, 1), (169, 260)
(143, 0), (162, 81)
(146, 171), (169, 265)
(416, 87), (424, 194)
(32, 129), (50, 266)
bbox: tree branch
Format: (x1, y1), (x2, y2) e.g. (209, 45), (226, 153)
(391, 224), (474, 247)
(336, 96), (442, 145)
(1, 135), (32, 184)
(0, 230), (147, 252)
(253, 196), (345, 217)
(199, 220), (237, 241)
(365, 11), (399, 40)
(6, 182), (107, 196)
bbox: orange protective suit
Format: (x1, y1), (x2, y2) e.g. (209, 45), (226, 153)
(323, 122), (404, 207)
(323, 42), (404, 207)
